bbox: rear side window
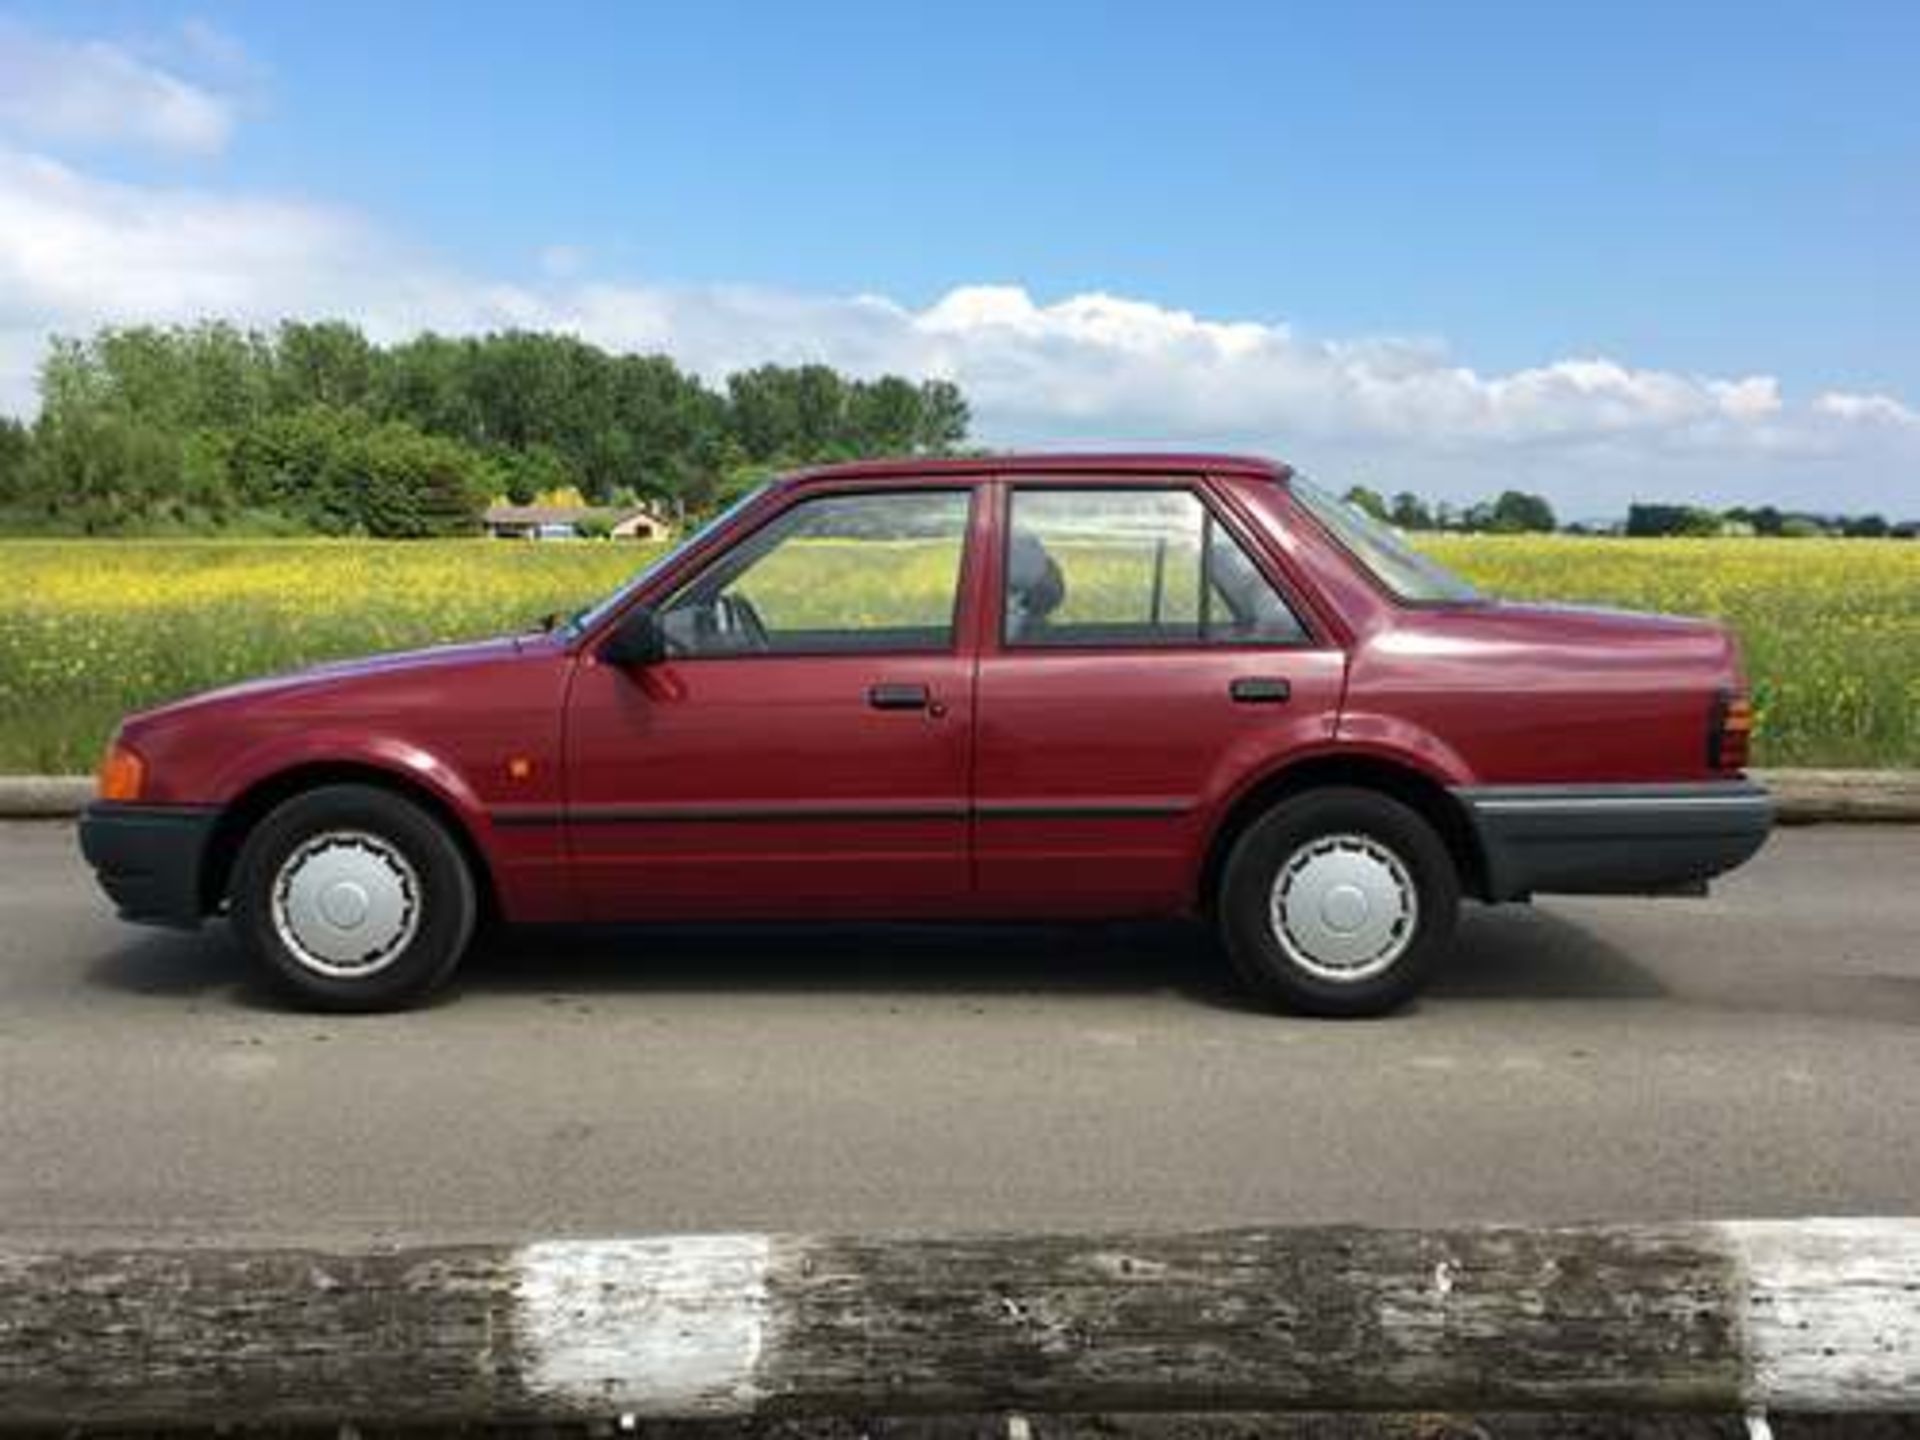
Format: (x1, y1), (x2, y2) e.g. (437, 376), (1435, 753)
(1004, 488), (1308, 648)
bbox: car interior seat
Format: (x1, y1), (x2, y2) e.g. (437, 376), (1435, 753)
(1005, 531), (1066, 641)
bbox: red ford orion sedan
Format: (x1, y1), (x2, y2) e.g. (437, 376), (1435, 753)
(79, 454), (1772, 1015)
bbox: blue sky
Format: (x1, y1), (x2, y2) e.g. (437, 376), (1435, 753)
(1, 1), (1916, 514)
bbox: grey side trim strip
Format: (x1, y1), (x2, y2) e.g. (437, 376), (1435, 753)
(1470, 794), (1767, 812)
(1455, 780), (1773, 807)
(85, 801), (222, 819)
(494, 803), (969, 828)
(975, 801), (1192, 821)
(490, 807), (566, 828)
(490, 800), (1192, 828)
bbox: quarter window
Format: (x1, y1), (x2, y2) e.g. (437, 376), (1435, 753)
(1287, 474), (1480, 604)
(660, 490), (970, 656)
(1004, 488), (1308, 647)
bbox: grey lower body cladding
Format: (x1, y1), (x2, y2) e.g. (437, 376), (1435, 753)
(1453, 779), (1774, 901)
(76, 801), (218, 927)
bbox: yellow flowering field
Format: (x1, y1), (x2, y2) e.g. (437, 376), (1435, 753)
(4, 539), (650, 774)
(3, 535), (1915, 772)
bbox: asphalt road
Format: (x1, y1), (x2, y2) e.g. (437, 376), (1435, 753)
(1, 820), (1916, 1247)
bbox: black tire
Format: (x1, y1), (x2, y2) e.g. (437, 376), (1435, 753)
(1217, 786), (1458, 1017)
(229, 784), (477, 1012)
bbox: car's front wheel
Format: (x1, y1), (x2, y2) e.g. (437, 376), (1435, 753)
(1218, 786), (1458, 1017)
(230, 784), (477, 1012)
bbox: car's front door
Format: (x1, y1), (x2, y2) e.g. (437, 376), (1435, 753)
(565, 486), (981, 920)
(973, 478), (1348, 916)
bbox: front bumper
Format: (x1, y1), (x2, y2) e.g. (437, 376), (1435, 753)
(77, 802), (219, 928)
(1454, 780), (1774, 901)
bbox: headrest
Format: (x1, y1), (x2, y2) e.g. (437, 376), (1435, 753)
(1006, 531), (1065, 622)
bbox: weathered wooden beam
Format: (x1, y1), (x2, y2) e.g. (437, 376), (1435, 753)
(1, 1221), (1916, 1429)
(1755, 769), (1920, 824)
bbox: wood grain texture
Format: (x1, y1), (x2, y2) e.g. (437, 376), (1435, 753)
(1727, 1219), (1920, 1411)
(760, 1227), (1741, 1415)
(1756, 769), (1920, 824)
(0, 1222), (1914, 1428)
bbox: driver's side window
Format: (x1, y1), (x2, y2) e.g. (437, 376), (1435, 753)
(660, 489), (972, 657)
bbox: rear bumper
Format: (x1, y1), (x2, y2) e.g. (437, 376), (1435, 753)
(77, 802), (219, 928)
(1454, 780), (1774, 901)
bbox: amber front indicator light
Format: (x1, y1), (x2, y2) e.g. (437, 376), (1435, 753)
(96, 742), (146, 802)
(1709, 691), (1754, 771)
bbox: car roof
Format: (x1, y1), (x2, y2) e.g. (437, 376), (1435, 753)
(782, 451), (1291, 486)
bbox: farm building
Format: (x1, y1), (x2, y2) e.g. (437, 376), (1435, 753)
(481, 504), (671, 540)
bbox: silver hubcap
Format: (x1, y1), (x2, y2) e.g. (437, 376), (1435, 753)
(270, 830), (421, 978)
(1269, 832), (1418, 983)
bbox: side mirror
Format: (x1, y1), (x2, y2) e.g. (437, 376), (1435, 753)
(600, 605), (667, 668)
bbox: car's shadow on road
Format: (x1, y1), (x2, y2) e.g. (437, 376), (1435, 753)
(85, 925), (250, 1002)
(1433, 904), (1670, 1002)
(85, 901), (1668, 1014)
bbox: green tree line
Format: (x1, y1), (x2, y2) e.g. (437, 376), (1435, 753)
(1622, 502), (1904, 539)
(1342, 485), (1559, 534)
(0, 322), (971, 536)
(1343, 485), (1912, 538)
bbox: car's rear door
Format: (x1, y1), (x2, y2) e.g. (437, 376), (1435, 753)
(972, 474), (1347, 915)
(564, 483), (984, 920)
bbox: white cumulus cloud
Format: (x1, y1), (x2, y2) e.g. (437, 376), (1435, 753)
(1813, 391), (1920, 427)
(0, 134), (1915, 515)
(0, 18), (236, 155)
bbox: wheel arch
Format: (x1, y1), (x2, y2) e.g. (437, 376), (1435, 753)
(200, 761), (500, 922)
(1197, 752), (1491, 909)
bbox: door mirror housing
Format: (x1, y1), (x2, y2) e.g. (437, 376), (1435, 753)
(600, 605), (668, 668)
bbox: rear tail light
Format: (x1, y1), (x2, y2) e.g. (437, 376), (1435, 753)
(1708, 689), (1753, 771)
(96, 741), (146, 802)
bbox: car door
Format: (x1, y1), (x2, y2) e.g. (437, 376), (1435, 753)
(565, 485), (982, 920)
(973, 477), (1348, 916)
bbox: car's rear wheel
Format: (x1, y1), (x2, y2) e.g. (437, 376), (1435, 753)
(230, 784), (477, 1011)
(1218, 786), (1458, 1017)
